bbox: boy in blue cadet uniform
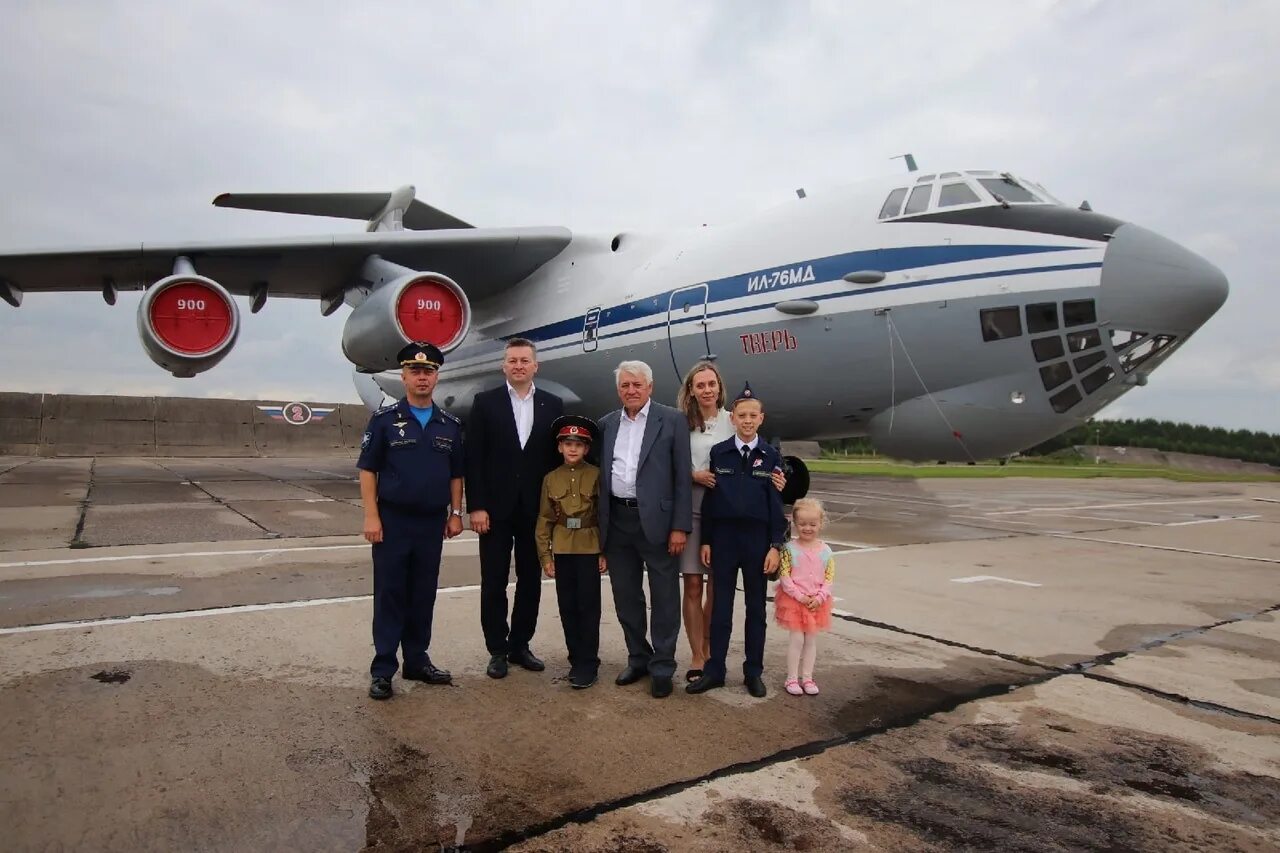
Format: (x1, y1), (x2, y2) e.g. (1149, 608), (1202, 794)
(686, 381), (786, 699)
(358, 341), (466, 700)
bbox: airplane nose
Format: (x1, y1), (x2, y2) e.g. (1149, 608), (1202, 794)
(1098, 223), (1229, 335)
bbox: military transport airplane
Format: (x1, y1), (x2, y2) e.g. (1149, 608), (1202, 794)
(0, 169), (1229, 495)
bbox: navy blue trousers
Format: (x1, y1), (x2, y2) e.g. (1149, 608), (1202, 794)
(704, 519), (770, 680)
(371, 506), (446, 678)
(554, 552), (602, 677)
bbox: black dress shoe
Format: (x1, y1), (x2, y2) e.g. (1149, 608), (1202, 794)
(486, 654), (509, 679)
(369, 676), (393, 700)
(403, 662), (451, 685)
(615, 665), (647, 686)
(570, 670), (598, 690)
(685, 674), (725, 694)
(507, 648), (546, 672)
(651, 676), (673, 698)
(745, 675), (768, 698)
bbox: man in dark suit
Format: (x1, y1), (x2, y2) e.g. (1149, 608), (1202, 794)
(465, 338), (564, 678)
(598, 360), (693, 698)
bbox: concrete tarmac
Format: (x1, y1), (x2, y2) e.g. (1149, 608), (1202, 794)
(0, 456), (1277, 851)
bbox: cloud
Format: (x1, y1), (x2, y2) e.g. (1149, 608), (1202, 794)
(1, 1), (1278, 431)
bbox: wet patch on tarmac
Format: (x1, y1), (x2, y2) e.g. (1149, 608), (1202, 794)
(947, 710), (1280, 826)
(1238, 677), (1280, 700)
(829, 667), (1042, 733)
(708, 798), (837, 850)
(835, 708), (1280, 851)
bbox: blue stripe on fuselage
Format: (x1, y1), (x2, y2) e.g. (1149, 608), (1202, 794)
(449, 243), (1084, 362)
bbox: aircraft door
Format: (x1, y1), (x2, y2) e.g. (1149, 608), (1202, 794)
(666, 283), (711, 380)
(582, 306), (601, 352)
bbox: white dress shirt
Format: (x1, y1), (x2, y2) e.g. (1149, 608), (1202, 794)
(507, 381), (535, 449)
(734, 435), (759, 455)
(610, 399), (650, 498)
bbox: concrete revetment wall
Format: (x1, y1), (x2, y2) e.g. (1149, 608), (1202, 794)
(0, 393), (367, 457)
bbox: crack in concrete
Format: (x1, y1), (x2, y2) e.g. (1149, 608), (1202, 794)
(1081, 671), (1280, 727)
(1065, 603), (1280, 673)
(824, 607), (1054, 671)
(478, 601), (1280, 850)
(152, 461), (279, 538)
(69, 458), (95, 549)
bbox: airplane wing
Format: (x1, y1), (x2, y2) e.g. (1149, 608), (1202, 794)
(0, 226), (571, 306)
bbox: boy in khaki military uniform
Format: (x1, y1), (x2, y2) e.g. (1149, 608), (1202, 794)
(536, 415), (606, 688)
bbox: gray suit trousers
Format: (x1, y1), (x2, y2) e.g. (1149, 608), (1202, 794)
(606, 504), (681, 678)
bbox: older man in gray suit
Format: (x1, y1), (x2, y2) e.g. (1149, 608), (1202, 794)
(598, 360), (693, 699)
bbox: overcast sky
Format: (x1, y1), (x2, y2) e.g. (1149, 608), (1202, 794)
(2, 1), (1277, 432)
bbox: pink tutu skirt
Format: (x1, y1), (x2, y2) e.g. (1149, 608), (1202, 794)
(775, 591), (832, 633)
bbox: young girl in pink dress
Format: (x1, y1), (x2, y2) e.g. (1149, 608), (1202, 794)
(774, 498), (835, 695)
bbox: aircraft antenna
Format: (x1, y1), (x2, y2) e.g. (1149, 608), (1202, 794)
(890, 153), (918, 172)
(884, 313), (978, 463)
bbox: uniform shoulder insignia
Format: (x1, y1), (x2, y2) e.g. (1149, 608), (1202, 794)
(439, 409), (462, 425)
(372, 404), (398, 417)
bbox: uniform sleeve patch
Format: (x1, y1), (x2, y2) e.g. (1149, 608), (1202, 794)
(361, 432), (372, 450)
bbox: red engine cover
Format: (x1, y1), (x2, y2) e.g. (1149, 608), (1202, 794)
(395, 276), (468, 351)
(148, 280), (235, 354)
(137, 274), (240, 377)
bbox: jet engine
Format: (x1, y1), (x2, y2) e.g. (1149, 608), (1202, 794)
(136, 267), (240, 378)
(342, 264), (471, 372)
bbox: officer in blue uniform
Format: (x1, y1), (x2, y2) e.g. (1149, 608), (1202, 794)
(687, 381), (786, 699)
(358, 341), (466, 700)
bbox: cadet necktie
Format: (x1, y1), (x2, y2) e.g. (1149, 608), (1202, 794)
(741, 445), (751, 470)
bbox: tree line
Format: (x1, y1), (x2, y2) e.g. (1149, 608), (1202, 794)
(819, 418), (1280, 468)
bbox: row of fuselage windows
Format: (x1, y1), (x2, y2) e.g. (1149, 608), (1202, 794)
(878, 172), (1055, 220)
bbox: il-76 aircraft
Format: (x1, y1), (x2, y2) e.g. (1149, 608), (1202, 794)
(0, 169), (1228, 495)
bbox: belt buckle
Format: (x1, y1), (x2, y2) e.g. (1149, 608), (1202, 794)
(566, 518), (582, 529)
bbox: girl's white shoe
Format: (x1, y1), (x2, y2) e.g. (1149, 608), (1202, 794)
(801, 678), (819, 696)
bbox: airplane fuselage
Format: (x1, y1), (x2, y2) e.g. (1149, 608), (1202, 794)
(385, 170), (1226, 461)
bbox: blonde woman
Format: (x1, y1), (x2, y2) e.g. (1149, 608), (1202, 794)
(676, 361), (784, 680)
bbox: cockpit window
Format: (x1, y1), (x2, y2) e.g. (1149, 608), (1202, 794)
(903, 184), (932, 215)
(915, 174), (935, 182)
(938, 183), (980, 207)
(977, 177), (1042, 204)
(878, 188), (908, 220)
(1026, 181), (1063, 205)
